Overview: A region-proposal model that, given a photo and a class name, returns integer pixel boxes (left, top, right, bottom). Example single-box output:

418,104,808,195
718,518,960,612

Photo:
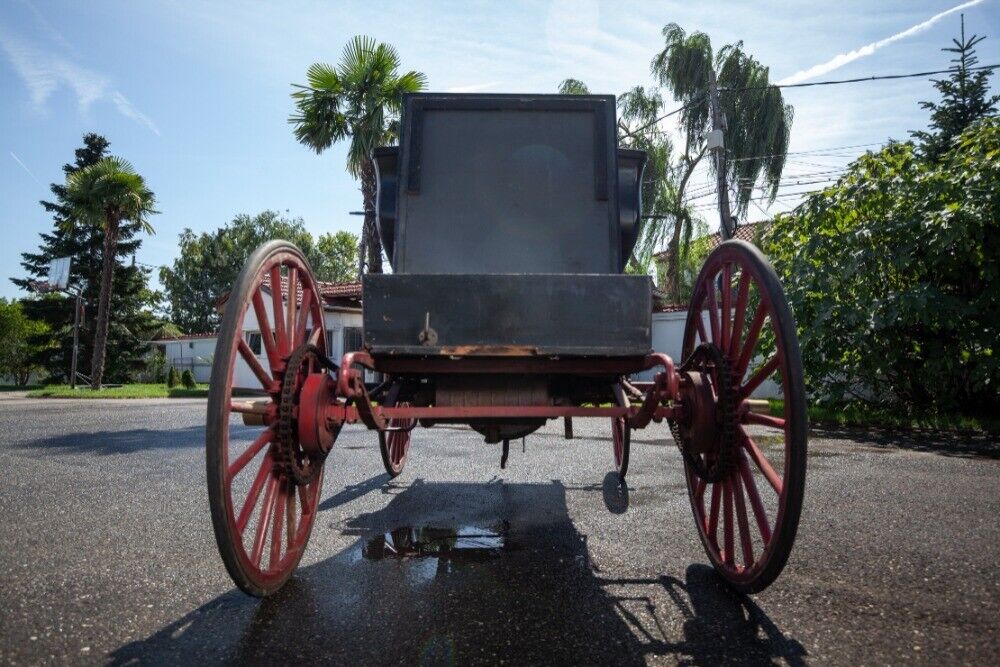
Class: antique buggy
206,93,807,598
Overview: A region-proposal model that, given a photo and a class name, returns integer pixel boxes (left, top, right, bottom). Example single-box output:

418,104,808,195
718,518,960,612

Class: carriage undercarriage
207,238,806,598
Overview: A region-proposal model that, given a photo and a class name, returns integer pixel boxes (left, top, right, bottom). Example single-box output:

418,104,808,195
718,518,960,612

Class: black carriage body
365,93,650,358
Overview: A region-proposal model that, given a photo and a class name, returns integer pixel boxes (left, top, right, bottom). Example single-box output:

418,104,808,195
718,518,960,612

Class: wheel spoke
740,426,783,496
298,482,313,516
744,410,785,429
705,277,721,344
269,266,288,356
742,355,780,399
738,450,772,545
694,477,707,503
722,479,735,567
308,326,322,347
286,267,298,349
296,287,314,348
728,270,751,360
721,264,732,353
251,476,279,567
735,302,767,380
731,471,755,568
695,310,708,345
238,340,273,390
286,485,298,550
270,481,287,568
707,481,722,543
236,454,273,533
251,290,278,370
228,429,273,480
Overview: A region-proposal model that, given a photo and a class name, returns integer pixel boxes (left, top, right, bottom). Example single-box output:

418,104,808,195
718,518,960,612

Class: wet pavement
0,397,998,665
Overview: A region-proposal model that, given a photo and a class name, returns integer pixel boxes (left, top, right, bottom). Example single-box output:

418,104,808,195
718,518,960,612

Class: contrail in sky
10,151,40,184
778,0,986,85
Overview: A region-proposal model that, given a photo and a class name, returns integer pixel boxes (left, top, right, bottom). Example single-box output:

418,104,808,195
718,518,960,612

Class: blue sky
1,0,998,299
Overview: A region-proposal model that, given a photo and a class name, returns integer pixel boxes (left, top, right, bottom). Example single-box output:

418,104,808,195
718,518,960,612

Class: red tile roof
653,221,766,261
154,333,218,341
215,275,363,310
260,274,362,302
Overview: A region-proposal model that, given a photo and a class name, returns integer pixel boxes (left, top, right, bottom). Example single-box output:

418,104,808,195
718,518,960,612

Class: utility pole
69,292,81,389
708,69,736,241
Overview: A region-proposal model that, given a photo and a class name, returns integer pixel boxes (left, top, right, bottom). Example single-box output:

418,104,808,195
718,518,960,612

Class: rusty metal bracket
338,351,388,431
627,353,680,430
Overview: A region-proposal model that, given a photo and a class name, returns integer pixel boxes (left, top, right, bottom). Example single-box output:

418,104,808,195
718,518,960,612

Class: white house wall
640,311,781,400
230,300,363,391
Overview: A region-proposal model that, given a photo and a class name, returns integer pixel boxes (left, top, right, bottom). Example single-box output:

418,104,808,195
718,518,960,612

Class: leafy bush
166,367,180,388
761,118,999,414
180,369,196,389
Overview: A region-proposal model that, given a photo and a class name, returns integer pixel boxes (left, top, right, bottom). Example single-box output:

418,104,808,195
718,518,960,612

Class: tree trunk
90,214,119,390
665,148,706,302
360,158,382,276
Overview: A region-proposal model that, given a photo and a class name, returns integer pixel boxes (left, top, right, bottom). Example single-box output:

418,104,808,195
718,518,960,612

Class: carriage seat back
374,93,645,274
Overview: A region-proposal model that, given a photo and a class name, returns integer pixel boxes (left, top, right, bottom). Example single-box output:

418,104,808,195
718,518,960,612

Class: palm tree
651,23,793,300
64,157,157,389
290,36,427,276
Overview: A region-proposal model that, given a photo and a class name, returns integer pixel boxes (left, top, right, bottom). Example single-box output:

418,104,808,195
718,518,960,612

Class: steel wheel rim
612,416,629,477
206,244,328,595
681,240,807,591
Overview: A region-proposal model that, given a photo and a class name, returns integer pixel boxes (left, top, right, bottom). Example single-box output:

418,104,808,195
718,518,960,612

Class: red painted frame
314,349,683,435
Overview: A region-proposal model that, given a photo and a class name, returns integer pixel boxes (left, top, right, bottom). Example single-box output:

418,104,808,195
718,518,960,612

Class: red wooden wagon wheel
206,241,330,597
611,415,630,480
378,401,415,477
677,240,807,594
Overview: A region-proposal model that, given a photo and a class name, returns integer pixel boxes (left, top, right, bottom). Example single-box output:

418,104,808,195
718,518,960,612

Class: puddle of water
363,522,511,562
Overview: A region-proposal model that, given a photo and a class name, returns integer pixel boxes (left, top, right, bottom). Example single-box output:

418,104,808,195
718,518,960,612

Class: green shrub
180,369,196,389
761,119,999,413
167,367,180,388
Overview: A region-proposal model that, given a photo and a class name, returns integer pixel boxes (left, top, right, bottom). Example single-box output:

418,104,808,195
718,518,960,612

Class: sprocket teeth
669,342,739,483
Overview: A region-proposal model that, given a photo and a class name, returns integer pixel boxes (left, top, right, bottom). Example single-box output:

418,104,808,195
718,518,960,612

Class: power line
729,143,886,163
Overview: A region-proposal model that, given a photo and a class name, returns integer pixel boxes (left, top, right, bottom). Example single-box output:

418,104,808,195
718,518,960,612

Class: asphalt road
0,394,997,665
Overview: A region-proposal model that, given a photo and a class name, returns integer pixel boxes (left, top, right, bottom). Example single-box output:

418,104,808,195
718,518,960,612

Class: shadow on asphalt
109,480,806,665
317,473,394,512
810,425,1000,460
19,425,207,455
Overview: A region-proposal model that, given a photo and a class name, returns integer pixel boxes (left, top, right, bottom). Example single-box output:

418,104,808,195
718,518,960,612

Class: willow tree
64,157,157,389
651,23,793,300
557,78,591,95
290,36,427,276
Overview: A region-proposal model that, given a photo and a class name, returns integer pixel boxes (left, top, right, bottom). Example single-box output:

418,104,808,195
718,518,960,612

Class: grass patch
27,383,209,399
768,399,1000,434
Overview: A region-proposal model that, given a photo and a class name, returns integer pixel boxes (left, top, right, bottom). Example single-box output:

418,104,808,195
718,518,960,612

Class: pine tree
912,15,1000,161
10,134,159,383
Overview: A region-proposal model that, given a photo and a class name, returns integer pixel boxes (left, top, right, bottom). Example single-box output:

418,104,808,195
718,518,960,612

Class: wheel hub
670,343,739,482
276,343,334,485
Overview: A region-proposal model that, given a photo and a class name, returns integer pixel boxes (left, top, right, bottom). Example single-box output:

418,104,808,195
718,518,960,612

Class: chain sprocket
669,343,740,482
275,343,337,486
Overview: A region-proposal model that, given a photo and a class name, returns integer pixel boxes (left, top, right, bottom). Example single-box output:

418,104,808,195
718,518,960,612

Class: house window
325,330,335,354
188,342,194,349
245,331,262,355
343,327,363,353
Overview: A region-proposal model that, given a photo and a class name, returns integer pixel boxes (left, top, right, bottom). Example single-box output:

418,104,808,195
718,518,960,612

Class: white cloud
0,28,159,135
778,0,986,85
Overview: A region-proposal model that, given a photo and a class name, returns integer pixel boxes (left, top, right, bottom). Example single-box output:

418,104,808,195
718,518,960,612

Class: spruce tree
10,134,158,383
912,15,999,161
